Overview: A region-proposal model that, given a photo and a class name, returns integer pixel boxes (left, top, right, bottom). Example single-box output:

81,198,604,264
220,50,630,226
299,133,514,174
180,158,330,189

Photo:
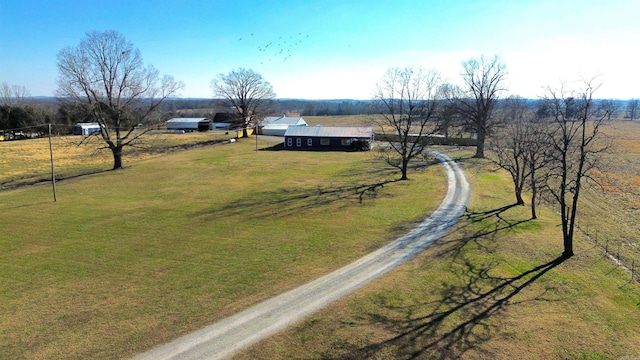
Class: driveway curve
133,150,470,360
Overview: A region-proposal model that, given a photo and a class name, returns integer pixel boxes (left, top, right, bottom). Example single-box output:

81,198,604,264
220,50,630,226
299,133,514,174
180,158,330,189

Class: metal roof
262,115,306,126
284,126,373,138
167,118,211,123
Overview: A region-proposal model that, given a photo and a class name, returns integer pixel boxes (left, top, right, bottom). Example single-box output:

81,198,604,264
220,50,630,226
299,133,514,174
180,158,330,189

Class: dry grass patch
0,130,233,190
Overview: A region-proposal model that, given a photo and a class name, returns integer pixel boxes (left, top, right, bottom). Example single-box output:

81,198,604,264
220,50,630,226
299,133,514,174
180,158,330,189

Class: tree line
369,56,611,260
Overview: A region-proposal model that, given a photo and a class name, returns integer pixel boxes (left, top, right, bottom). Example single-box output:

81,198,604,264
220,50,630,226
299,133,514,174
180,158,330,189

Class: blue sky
1,0,639,99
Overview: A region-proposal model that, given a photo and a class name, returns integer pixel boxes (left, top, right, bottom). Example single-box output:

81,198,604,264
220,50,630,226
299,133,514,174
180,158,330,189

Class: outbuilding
166,118,212,132
73,123,102,136
283,126,373,151
260,115,307,136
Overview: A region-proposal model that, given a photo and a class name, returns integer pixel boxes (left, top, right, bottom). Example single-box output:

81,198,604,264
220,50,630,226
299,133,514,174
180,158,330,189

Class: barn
166,118,212,132
73,123,102,136
260,115,307,136
283,126,373,151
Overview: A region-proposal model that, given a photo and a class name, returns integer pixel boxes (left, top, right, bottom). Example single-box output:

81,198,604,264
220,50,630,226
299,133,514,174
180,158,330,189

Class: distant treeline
2,97,639,135
155,98,373,117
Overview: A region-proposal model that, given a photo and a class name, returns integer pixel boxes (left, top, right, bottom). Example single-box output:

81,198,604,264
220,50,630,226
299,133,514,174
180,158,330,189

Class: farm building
166,118,212,132
211,122,232,130
73,123,102,136
260,115,307,136
213,112,245,129
283,126,373,151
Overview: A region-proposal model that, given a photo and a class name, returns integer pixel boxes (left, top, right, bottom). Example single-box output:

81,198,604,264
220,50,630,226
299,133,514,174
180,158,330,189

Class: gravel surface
133,150,470,360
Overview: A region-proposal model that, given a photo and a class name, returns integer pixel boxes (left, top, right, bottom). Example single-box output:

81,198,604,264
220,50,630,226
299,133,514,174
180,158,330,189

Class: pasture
0,130,235,191
238,139,640,359
0,135,445,359
1,118,639,359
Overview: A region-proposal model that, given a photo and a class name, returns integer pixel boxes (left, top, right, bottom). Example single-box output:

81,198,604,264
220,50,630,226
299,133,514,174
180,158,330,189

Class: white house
260,115,307,136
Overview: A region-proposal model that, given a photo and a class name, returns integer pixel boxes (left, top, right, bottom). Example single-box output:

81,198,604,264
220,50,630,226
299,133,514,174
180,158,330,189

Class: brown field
0,130,234,190
578,120,640,269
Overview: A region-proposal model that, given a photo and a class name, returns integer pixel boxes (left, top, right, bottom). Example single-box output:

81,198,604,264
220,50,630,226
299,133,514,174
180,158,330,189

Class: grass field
1,118,639,359
0,136,446,359
237,147,640,359
0,130,235,191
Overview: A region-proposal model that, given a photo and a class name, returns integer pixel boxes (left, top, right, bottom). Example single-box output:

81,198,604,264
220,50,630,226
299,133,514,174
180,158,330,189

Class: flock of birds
238,32,310,64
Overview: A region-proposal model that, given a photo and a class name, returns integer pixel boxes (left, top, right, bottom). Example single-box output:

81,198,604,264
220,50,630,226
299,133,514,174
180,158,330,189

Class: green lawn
2,125,639,360
0,138,445,359
236,152,640,360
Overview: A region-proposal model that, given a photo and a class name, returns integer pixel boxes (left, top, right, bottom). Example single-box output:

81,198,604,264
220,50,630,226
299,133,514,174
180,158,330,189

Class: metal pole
48,123,57,202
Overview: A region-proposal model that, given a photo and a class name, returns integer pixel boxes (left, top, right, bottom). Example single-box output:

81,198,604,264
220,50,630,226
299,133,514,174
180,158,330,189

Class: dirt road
133,151,470,360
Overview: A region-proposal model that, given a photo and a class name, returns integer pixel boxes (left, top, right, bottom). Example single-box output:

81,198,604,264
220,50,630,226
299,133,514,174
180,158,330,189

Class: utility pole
48,123,57,202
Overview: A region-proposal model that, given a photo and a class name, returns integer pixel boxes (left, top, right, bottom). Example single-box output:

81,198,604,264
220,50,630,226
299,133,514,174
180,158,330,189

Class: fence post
605,238,609,256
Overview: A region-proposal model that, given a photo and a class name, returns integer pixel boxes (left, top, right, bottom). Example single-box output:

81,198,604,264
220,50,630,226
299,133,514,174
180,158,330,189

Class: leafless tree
539,79,609,258
490,96,550,218
211,68,275,138
489,96,531,206
0,82,31,105
599,99,619,120
522,118,550,220
626,98,639,121
457,55,508,158
56,30,183,169
436,83,466,138
371,67,442,180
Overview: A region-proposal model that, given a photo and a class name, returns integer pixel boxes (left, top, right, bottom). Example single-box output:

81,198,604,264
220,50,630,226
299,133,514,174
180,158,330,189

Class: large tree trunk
474,127,486,158
400,158,409,180
561,204,574,258
530,175,538,219
111,146,123,170
562,238,574,258
515,189,524,206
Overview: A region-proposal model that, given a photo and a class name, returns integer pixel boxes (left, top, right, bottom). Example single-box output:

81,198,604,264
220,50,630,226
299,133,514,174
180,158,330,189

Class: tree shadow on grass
193,179,402,222
329,202,564,359
432,203,531,259
341,256,566,359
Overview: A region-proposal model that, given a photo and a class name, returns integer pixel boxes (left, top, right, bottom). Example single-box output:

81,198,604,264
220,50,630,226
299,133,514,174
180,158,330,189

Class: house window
307,138,313,146
287,138,292,147
341,138,351,146
320,138,330,146
296,138,301,147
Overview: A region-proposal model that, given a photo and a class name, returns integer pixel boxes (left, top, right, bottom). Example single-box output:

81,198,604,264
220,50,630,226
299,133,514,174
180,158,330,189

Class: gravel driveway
133,150,470,360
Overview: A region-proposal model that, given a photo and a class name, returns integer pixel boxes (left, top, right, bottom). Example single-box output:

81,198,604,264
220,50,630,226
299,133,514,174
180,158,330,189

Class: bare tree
626,98,639,121
488,96,530,206
490,97,551,218
371,67,442,180
540,79,609,258
437,83,467,138
457,55,508,158
56,30,183,169
211,68,275,138
599,99,619,120
0,82,31,105
522,118,550,220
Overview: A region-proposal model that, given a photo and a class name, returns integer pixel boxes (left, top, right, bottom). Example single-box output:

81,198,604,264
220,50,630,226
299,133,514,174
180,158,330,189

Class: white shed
73,123,102,136
166,118,212,132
